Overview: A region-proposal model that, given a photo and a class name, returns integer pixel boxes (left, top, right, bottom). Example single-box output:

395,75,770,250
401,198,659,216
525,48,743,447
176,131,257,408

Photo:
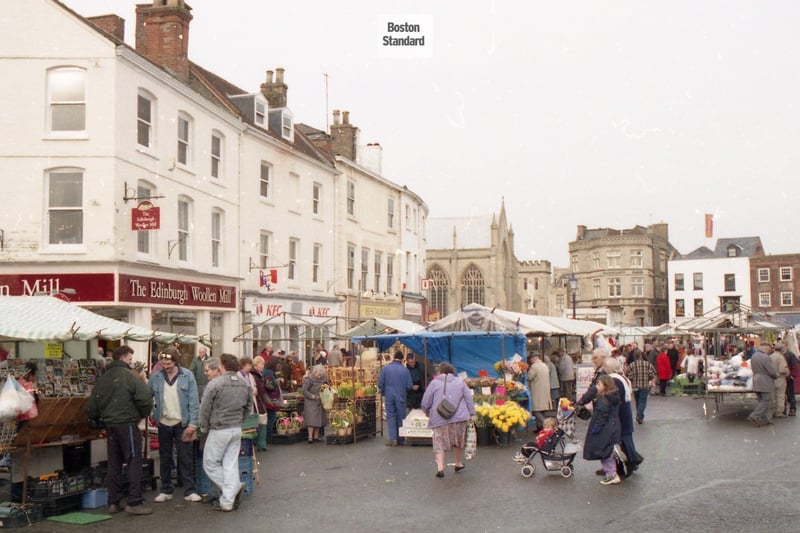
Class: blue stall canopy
351,331,527,378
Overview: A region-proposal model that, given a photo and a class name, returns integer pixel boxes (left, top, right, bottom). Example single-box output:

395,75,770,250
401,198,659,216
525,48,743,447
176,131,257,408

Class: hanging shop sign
131,201,160,230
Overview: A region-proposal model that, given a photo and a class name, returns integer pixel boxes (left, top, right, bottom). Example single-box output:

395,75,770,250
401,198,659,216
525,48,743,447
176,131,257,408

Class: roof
579,225,650,241
427,215,494,250
713,237,764,258
341,318,424,338
678,246,715,259
0,296,203,344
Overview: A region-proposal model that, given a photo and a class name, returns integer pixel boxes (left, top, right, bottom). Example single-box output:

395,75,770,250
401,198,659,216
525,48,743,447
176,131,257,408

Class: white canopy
342,317,424,338
0,296,202,344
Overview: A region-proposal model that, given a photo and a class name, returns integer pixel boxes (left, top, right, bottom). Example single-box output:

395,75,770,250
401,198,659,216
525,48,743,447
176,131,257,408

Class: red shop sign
119,274,236,309
132,201,160,231
0,273,115,302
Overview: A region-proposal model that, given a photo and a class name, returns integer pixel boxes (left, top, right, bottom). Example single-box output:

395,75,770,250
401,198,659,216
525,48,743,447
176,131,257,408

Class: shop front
0,269,238,365
243,295,343,364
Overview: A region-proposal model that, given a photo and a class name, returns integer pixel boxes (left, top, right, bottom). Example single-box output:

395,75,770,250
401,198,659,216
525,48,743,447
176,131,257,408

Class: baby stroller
556,406,579,443
515,427,577,479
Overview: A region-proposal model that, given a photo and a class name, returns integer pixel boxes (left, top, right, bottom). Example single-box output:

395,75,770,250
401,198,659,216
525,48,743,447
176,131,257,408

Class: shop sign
575,363,595,401
131,201,160,230
44,343,63,359
0,273,115,302
360,303,399,319
404,301,422,316
120,274,236,309
251,298,336,320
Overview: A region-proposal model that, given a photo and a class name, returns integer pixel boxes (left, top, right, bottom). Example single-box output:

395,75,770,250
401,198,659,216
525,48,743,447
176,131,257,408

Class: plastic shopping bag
464,421,477,460
0,376,33,422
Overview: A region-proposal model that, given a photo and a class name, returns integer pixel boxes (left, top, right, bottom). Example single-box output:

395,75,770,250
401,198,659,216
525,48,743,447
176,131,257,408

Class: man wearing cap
149,346,202,503
378,351,413,446
770,343,790,418
747,345,779,427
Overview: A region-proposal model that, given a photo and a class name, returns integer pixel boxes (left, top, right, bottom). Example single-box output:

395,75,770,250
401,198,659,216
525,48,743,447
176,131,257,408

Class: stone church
425,200,521,320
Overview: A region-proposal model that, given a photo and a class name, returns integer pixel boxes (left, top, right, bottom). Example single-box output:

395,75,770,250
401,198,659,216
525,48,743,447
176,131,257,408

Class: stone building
518,260,552,315
749,253,800,325
425,201,519,321
568,223,675,327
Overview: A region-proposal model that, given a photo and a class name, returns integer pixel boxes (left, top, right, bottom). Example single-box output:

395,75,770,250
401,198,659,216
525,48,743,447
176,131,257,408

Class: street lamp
568,273,577,319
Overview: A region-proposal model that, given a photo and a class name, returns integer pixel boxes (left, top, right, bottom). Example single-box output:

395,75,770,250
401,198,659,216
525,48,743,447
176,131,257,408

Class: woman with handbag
302,365,328,444
420,363,475,478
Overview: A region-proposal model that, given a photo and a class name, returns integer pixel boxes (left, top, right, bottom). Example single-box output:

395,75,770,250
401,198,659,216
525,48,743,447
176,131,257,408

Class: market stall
0,295,202,510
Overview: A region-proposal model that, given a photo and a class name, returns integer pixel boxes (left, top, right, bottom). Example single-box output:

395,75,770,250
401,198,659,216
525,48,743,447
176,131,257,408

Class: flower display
493,360,529,379
475,402,530,433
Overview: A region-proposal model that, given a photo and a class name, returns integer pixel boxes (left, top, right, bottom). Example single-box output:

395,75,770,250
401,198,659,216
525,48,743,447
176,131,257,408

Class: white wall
668,257,752,321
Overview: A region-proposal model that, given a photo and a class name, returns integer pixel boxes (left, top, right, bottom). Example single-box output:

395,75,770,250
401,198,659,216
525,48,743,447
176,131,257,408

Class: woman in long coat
527,353,551,430
302,365,328,443
582,375,622,485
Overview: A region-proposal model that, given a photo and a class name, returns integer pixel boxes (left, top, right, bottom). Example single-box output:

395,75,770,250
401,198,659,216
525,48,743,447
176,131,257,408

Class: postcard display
0,358,101,398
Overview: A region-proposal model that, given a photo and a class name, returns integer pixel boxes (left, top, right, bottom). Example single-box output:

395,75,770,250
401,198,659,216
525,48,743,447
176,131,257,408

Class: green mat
47,512,113,525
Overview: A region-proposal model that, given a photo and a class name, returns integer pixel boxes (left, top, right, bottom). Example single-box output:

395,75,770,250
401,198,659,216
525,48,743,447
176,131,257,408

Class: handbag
436,376,463,419
464,421,477,460
258,413,268,425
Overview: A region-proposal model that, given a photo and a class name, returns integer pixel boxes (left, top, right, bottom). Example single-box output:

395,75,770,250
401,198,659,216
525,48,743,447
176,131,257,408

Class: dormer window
281,110,293,140
727,244,739,257
255,99,266,127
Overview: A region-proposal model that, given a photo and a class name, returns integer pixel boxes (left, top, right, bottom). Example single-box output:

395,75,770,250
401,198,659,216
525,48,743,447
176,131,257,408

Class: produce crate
28,493,83,518
29,473,88,499
270,428,308,445
239,437,255,456
0,502,43,528
81,488,108,509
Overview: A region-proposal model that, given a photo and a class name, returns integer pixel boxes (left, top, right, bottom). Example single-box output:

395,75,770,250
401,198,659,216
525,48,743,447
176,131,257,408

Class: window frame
47,67,86,137
255,99,267,128
759,292,771,307
259,231,271,269
387,198,395,229
780,292,793,306
608,277,622,297
631,277,644,297
674,273,684,291
374,251,382,292
675,299,685,317
387,255,394,293
693,272,703,290
780,267,792,282
288,238,299,281
137,91,154,149
347,244,356,290
312,182,321,215
211,209,222,268
693,298,703,316
757,268,770,283
591,252,600,270
260,162,272,199
136,181,155,257
630,249,643,268
361,247,370,290
177,197,192,263
45,167,84,249
606,250,621,269
593,278,601,298
210,132,223,179
724,273,736,292
312,243,321,284
346,181,355,216
177,113,192,167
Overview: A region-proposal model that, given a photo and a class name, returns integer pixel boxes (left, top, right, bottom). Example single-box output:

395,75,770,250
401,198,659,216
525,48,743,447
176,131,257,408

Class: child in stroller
512,416,577,479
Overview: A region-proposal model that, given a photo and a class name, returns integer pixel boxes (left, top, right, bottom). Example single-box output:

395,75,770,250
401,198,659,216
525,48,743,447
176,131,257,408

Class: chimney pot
342,111,350,125
332,109,341,126
275,67,285,84
266,70,273,84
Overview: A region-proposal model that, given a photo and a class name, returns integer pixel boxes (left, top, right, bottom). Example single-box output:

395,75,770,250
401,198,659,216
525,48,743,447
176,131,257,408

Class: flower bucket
476,426,490,447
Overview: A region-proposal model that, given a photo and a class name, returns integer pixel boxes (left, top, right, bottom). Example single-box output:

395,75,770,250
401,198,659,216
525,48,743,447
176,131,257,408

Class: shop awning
0,296,203,344
341,318,424,338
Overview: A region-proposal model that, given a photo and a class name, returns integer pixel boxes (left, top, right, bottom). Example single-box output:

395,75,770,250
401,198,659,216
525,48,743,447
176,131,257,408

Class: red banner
119,274,236,308
704,214,713,238
132,201,160,230
0,273,114,302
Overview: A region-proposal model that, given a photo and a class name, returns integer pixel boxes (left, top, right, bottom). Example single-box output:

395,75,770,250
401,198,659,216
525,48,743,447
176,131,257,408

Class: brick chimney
360,143,382,174
260,68,288,108
87,14,125,41
576,225,587,240
330,110,359,161
135,0,193,82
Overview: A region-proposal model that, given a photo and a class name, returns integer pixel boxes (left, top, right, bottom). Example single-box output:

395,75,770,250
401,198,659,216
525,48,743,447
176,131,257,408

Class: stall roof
351,330,526,377
342,318,424,338
0,296,203,344
672,306,793,334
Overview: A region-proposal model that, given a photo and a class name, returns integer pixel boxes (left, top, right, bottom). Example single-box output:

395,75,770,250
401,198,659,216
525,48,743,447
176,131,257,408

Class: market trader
747,345,779,427
85,345,153,516
378,351,413,446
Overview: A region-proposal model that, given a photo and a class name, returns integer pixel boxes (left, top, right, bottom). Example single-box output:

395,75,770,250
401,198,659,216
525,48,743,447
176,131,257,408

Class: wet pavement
11,394,800,532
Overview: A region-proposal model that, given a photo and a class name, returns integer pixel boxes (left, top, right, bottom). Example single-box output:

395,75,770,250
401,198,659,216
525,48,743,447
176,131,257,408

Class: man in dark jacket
86,345,153,515
405,354,425,409
666,341,680,378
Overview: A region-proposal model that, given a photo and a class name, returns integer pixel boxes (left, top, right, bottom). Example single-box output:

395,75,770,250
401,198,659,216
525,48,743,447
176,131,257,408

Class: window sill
135,147,159,160
39,246,87,254
43,134,89,141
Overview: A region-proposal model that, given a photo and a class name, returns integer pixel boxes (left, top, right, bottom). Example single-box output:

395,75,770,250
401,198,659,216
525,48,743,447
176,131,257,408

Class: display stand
12,397,102,504
325,397,379,445
705,386,753,415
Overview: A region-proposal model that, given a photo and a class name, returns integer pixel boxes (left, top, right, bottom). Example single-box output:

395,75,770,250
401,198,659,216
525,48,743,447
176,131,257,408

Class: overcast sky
73,0,800,266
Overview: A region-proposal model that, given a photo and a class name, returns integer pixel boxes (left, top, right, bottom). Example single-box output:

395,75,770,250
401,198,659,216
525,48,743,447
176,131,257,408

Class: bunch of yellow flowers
475,402,530,433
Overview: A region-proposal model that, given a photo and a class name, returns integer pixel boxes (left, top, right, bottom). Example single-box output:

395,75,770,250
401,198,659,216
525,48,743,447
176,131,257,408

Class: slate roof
674,237,765,260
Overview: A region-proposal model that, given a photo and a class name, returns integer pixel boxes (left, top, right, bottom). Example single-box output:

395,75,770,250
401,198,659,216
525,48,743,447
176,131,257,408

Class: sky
72,0,800,266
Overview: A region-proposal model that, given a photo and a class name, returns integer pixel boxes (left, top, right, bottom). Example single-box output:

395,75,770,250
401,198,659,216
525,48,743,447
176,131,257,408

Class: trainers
212,502,232,512
600,474,621,485
595,468,605,476
125,504,153,515
154,493,173,503
184,493,202,502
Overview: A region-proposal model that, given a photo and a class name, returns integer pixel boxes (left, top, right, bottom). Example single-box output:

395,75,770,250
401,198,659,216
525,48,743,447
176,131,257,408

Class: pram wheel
560,466,573,478
521,464,535,478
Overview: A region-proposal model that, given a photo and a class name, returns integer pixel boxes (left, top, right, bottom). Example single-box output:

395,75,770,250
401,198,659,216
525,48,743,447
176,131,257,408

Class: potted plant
275,414,291,436
473,404,493,446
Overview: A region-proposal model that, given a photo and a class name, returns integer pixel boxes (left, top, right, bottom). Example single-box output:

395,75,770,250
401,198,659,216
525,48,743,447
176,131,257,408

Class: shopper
420,362,475,478
148,346,202,503
251,355,273,451
582,375,622,485
378,351,413,446
85,345,153,515
604,358,643,476
189,346,210,400
406,354,425,409
527,353,551,431
556,347,575,400
625,351,656,423
747,346,778,427
302,365,328,444
200,353,253,512
656,348,672,396
769,343,789,418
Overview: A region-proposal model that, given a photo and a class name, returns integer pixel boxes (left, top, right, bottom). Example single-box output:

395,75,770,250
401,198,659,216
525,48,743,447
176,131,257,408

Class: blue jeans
385,397,406,442
157,423,196,496
203,427,242,510
633,388,649,421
